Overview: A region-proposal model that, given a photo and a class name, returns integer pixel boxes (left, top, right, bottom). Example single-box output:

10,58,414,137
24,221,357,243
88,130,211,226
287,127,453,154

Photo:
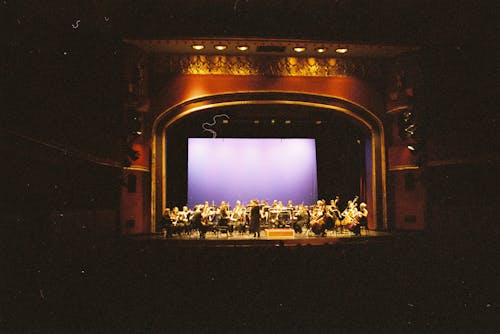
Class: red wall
121,170,150,234
392,171,425,230
386,105,425,230
121,142,150,234
155,75,384,118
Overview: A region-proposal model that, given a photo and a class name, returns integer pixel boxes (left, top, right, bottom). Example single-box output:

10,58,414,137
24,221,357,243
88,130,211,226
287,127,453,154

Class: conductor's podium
265,228,295,239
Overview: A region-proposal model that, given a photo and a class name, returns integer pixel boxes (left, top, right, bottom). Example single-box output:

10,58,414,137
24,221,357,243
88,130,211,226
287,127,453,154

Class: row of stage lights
219,119,324,125
191,44,348,54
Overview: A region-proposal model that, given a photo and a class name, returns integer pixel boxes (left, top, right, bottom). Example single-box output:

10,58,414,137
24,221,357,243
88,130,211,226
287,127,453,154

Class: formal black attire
249,204,261,237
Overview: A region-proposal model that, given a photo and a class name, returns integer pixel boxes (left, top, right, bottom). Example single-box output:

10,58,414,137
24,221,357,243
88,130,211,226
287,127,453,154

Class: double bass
342,196,359,230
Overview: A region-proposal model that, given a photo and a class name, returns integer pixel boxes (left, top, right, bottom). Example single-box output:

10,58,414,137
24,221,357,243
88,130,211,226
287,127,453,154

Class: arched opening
152,92,386,232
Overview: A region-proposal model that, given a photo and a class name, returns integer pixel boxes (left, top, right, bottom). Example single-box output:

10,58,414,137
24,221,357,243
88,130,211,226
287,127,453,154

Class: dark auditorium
2,1,498,332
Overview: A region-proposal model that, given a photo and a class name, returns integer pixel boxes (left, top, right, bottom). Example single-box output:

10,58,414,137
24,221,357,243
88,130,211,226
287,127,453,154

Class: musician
160,208,173,238
170,206,183,235
178,206,192,234
280,200,294,227
292,204,309,234
343,197,362,236
355,202,369,235
343,200,358,222
327,197,343,230
259,200,269,227
329,196,340,210
217,201,233,236
249,199,261,238
201,201,215,225
231,200,246,234
190,205,205,238
309,200,327,236
269,200,283,227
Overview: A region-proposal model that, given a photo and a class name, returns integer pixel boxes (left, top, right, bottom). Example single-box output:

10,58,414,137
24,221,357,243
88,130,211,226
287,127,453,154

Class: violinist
260,200,270,227
292,204,309,234
201,201,215,226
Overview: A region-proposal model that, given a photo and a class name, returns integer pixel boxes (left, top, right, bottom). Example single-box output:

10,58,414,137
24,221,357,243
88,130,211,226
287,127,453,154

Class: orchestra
161,196,369,239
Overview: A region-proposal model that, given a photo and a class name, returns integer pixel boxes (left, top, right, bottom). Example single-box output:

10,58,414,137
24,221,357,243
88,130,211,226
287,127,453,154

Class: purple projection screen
187,138,318,207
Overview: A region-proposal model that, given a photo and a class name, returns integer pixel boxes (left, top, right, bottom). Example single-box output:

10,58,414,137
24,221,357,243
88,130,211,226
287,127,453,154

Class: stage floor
137,228,392,247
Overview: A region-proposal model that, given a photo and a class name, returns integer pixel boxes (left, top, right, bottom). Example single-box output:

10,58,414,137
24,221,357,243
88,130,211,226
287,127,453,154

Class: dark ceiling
2,1,498,161
3,0,497,45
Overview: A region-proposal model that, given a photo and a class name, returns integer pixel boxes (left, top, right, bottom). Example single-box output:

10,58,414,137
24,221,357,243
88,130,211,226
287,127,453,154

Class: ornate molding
153,54,384,81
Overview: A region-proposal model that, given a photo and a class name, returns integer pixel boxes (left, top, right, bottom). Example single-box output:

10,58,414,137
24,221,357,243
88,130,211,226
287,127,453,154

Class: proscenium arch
152,92,387,232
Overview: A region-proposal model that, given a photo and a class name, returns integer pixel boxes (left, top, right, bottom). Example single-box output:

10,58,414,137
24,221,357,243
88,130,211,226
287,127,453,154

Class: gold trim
123,166,151,172
157,54,369,78
152,90,383,132
152,93,387,231
386,105,410,114
426,157,500,167
389,165,420,171
151,134,157,232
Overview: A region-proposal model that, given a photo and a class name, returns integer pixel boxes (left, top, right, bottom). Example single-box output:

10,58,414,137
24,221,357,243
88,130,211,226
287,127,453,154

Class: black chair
215,218,231,238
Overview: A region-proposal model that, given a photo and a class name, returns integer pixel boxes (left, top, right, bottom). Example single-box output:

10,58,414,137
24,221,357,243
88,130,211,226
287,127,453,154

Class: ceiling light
285,120,292,124
214,45,227,51
315,120,322,125
222,119,229,124
335,48,348,54
192,44,205,50
316,47,327,53
271,119,276,124
293,47,306,53
407,145,416,151
236,45,249,51
253,120,260,124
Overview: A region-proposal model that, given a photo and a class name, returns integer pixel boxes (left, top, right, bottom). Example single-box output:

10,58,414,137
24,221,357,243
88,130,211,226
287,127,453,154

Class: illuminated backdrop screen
187,138,318,207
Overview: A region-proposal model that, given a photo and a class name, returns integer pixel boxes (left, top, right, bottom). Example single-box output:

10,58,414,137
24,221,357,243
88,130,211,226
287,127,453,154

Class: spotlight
316,47,327,53
192,44,205,50
126,110,143,138
335,48,348,54
253,120,260,124
293,47,306,53
271,119,276,124
315,120,322,125
398,109,417,140
222,119,229,124
407,145,416,151
214,45,227,51
285,120,292,124
236,45,249,51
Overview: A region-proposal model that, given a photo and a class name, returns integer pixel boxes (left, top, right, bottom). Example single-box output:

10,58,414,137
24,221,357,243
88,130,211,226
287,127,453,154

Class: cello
309,200,327,236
